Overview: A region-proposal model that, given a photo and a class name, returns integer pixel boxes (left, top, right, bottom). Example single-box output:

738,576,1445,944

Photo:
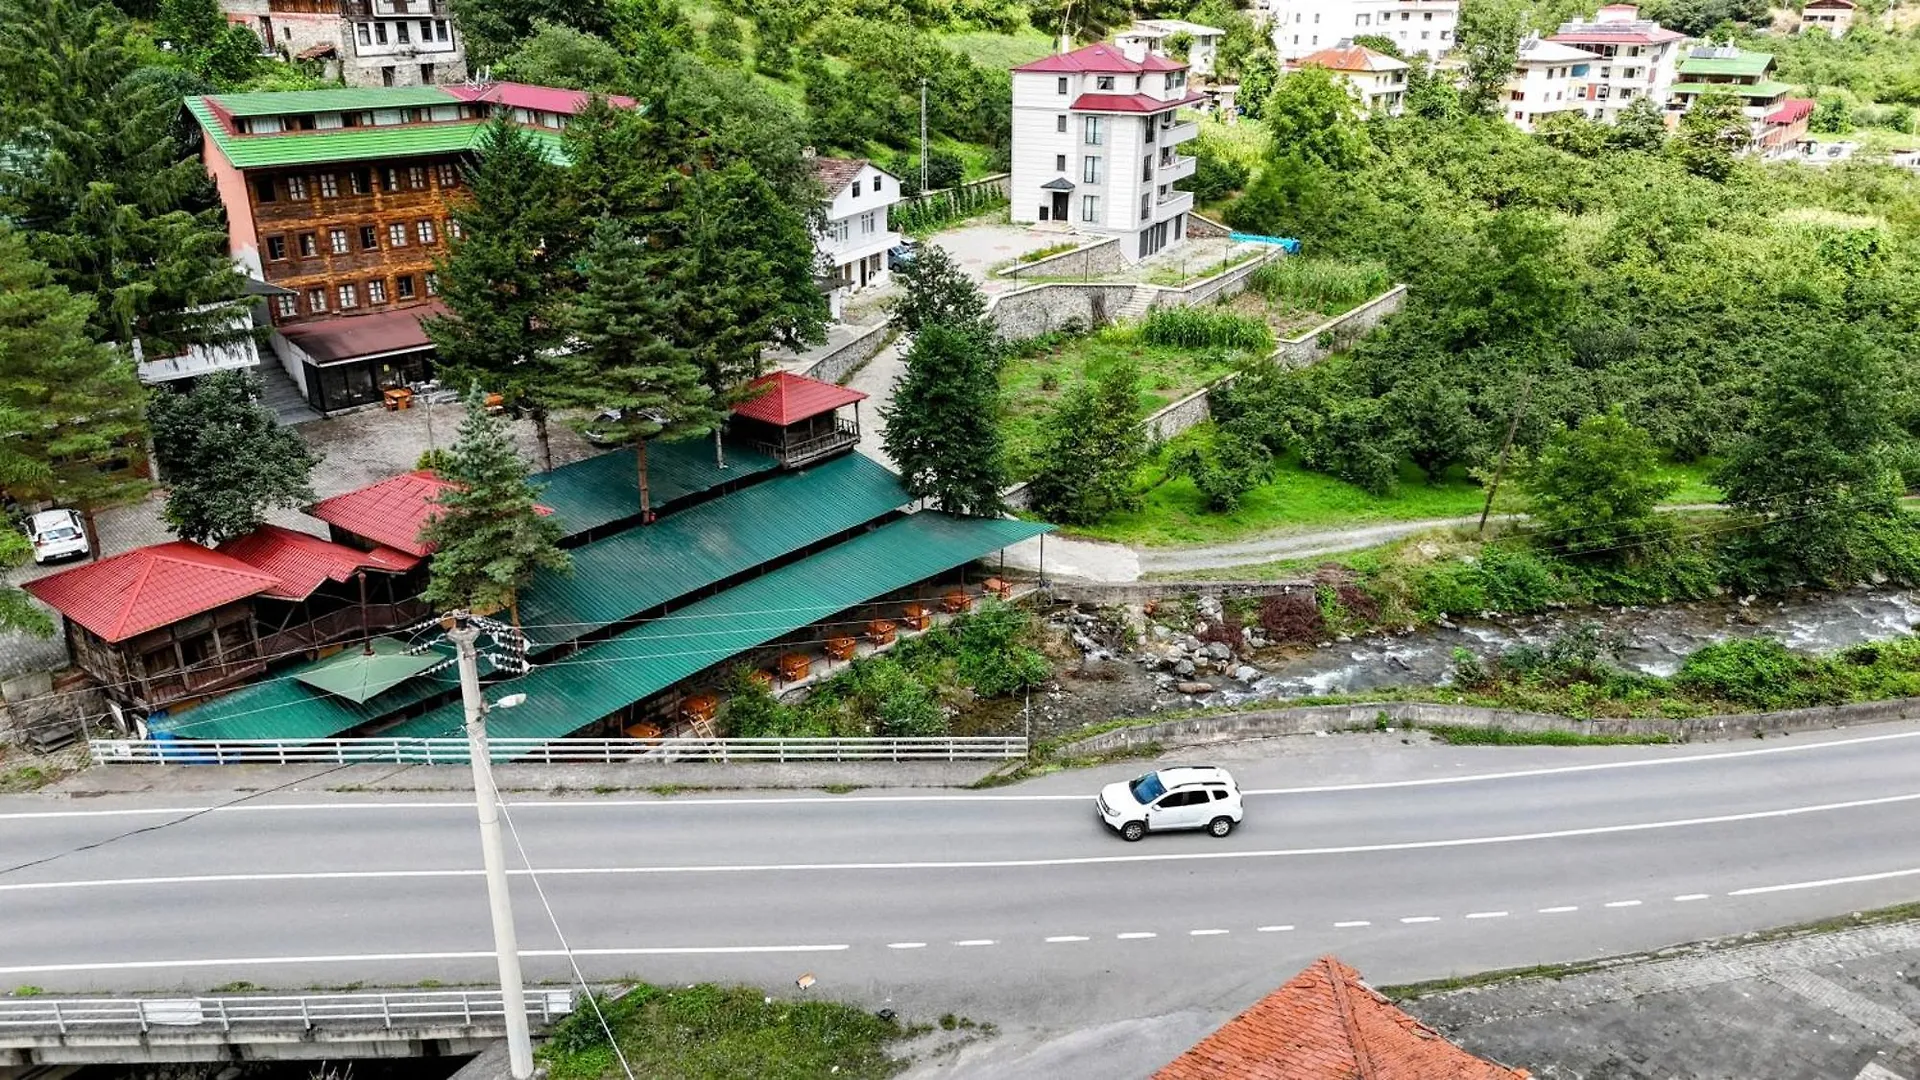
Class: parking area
927,220,1087,294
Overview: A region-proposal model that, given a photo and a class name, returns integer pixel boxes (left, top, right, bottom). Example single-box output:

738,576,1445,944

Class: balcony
1158,120,1199,146
1153,190,1195,219
1158,154,1196,183
751,416,861,469
342,0,448,14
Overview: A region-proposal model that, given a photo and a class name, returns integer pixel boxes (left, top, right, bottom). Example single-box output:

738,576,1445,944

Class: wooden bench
825,635,858,662
902,602,932,632
777,653,812,684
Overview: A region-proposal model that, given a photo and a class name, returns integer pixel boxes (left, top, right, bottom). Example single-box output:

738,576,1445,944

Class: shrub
1673,638,1821,710
415,448,454,473
953,600,1050,696
1139,307,1273,351
1247,256,1391,313
1258,591,1325,643
1165,422,1272,512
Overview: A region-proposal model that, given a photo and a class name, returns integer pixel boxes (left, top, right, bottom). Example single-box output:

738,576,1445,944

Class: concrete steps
254,356,322,426
1112,289,1155,322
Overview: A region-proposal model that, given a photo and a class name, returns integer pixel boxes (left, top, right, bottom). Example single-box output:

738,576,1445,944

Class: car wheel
1120,820,1146,842
1209,816,1235,838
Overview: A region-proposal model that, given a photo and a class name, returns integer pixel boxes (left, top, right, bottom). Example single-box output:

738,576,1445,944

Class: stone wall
1184,213,1232,239
1272,284,1407,368
793,322,894,385
1045,579,1313,606
1160,249,1273,309
987,282,1140,339
1000,238,1127,281
1069,696,1920,754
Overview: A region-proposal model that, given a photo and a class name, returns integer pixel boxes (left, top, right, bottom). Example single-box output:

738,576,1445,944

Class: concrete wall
1045,579,1313,605
1272,284,1407,367
1069,696,1920,754
1157,248,1272,310
1000,237,1127,281
793,322,894,385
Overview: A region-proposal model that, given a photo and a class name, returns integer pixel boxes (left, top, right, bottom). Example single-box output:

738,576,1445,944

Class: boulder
1205,641,1233,661
1174,659,1196,676
1233,665,1259,683
1176,681,1216,695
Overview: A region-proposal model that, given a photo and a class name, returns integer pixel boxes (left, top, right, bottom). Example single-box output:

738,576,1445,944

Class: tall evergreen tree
425,116,577,472
1027,360,1148,525
0,225,148,557
148,369,320,544
556,223,717,519
882,321,1007,517
0,0,250,358
419,390,571,624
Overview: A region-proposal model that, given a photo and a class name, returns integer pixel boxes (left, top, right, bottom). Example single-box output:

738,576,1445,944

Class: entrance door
1051,191,1069,221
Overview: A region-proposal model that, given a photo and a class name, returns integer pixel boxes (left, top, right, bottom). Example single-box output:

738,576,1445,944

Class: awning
279,302,445,365
1041,177,1077,191
296,637,442,703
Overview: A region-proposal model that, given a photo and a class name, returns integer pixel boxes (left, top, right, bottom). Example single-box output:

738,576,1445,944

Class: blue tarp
1229,232,1302,254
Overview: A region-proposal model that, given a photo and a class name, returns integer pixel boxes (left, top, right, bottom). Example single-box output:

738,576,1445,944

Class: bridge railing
0,990,575,1035
90,736,1030,766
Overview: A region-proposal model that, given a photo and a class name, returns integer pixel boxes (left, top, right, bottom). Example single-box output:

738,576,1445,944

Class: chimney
1118,36,1150,62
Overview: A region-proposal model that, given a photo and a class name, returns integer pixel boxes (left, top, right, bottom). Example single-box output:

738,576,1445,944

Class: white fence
90,736,1030,766
0,990,574,1035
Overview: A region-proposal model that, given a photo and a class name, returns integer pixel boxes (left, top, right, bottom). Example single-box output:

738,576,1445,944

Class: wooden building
728,372,868,468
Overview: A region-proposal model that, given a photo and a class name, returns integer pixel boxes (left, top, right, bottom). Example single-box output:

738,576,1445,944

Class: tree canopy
883,321,1009,517
148,370,320,545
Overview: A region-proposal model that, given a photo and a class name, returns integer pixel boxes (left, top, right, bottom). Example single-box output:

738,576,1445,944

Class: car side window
1160,791,1199,808
1211,789,1228,800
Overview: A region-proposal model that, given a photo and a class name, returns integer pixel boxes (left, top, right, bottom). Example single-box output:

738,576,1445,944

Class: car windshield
1128,773,1166,804
38,526,80,541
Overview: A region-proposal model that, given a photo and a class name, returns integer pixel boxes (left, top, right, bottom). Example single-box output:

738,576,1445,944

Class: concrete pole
453,621,535,1080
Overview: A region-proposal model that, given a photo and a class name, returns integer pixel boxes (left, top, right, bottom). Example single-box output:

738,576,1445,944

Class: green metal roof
209,87,461,117
382,513,1053,740
518,452,908,647
188,98,569,169
1677,51,1773,78
535,440,780,540
296,637,444,703
1669,80,1791,99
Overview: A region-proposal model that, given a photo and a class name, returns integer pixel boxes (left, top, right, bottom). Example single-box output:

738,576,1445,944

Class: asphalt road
4,726,1920,1074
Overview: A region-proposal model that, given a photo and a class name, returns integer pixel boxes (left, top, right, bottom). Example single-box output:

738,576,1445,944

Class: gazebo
729,371,868,468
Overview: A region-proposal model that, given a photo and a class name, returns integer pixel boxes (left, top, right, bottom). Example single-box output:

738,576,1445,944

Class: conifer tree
882,322,1007,517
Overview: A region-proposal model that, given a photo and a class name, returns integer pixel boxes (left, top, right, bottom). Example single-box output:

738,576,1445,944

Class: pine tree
881,321,1007,517
425,116,578,471
556,222,717,519
0,225,149,557
148,369,320,544
419,389,571,623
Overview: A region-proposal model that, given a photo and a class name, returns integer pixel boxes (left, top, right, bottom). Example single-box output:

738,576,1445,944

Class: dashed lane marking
1674,894,1710,902
1604,900,1644,908
952,939,996,947
1044,935,1090,943
1116,932,1157,940
1400,916,1442,924
1257,925,1295,932
1465,911,1509,920
1189,929,1229,936
1333,920,1371,928
1538,906,1579,914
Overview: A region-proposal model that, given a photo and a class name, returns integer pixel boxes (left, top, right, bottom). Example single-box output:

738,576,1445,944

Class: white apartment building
1010,42,1204,260
221,0,467,88
811,157,902,321
1267,0,1459,62
1288,42,1409,116
1547,4,1683,121
1504,36,1600,131
1115,20,1229,76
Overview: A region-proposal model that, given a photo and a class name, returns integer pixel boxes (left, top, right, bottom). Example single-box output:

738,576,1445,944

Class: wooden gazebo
729,371,868,468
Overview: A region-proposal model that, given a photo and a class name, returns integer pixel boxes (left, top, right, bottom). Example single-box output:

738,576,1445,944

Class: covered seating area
729,371,867,468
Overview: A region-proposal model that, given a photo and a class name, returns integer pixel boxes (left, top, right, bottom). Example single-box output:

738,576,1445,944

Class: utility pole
919,77,929,195
1477,376,1534,537
453,619,534,1080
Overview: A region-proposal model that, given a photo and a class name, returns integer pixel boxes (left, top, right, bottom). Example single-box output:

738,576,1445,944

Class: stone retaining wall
1069,697,1920,754
1000,237,1127,281
793,322,894,385
988,282,1140,339
1272,284,1407,368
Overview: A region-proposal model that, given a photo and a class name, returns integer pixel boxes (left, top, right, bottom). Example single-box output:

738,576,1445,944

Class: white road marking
1728,865,1920,896
887,942,927,950
0,944,851,976
14,790,1918,891
1465,911,1508,920
1538,906,1579,914
1399,916,1441,924
953,940,996,947
1116,932,1157,940
1189,929,1229,936
1674,894,1710,902
1044,935,1090,943
1256,925,1294,933
1604,900,1643,908
1333,920,1370,928
9,727,1918,821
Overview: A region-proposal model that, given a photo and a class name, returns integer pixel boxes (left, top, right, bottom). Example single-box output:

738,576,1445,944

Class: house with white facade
1010,42,1205,260
1115,20,1229,76
1798,0,1856,36
219,0,467,88
1504,35,1601,131
1288,41,1408,116
1547,5,1684,121
1668,45,1811,152
1267,0,1459,61
810,156,902,321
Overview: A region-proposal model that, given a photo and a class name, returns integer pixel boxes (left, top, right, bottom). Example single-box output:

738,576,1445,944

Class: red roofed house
217,524,427,656
729,372,868,468
1289,42,1409,116
1154,956,1531,1080
1547,4,1685,123
1011,41,1204,259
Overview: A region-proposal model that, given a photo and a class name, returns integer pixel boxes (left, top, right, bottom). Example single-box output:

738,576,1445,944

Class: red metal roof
307,470,461,557
442,81,637,114
217,524,421,601
1294,45,1408,72
1767,97,1816,124
279,302,444,364
1070,90,1207,113
731,372,868,426
1153,957,1531,1080
23,542,281,644
1014,42,1186,74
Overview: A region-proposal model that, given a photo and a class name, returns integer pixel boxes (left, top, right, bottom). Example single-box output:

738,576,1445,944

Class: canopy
296,637,442,703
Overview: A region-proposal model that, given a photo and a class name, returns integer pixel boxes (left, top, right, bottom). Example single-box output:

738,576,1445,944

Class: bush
1258,591,1325,643
1165,422,1272,512
1673,638,1821,710
1409,544,1565,620
953,600,1050,696
1139,307,1273,351
415,447,454,473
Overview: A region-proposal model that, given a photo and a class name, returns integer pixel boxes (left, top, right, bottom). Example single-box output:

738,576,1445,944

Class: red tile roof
731,371,868,426
217,524,421,601
812,156,869,195
307,470,461,557
1070,90,1208,113
1767,97,1816,124
1014,42,1186,74
1153,957,1531,1080
279,302,445,364
442,81,637,114
23,542,281,643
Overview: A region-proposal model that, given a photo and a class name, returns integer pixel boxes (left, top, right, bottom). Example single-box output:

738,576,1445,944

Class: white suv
1097,766,1243,842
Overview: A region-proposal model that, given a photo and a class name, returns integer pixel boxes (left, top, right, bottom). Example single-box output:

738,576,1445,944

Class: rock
1194,621,1209,635
1071,632,1097,652
1184,636,1203,652
1174,659,1196,676
1151,624,1171,639
1206,641,1232,661
1233,665,1259,682
1437,618,1457,630
1198,595,1224,619
1176,681,1216,695
1335,634,1352,643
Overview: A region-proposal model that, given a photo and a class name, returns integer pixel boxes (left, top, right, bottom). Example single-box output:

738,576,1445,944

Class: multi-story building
1010,42,1205,260
1114,20,1229,77
1798,0,1857,37
1547,4,1684,122
220,0,466,88
187,82,634,413
810,156,902,320
1266,0,1459,62
1668,45,1811,152
1288,41,1409,116
1503,35,1601,131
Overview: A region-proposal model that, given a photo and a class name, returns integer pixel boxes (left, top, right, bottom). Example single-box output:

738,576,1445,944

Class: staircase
254,356,323,425
1112,288,1155,323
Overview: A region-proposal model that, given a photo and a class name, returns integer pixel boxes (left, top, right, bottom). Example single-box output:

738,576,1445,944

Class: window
852,180,862,197
396,274,416,299
252,176,276,203
828,218,850,243
873,175,882,191
287,175,308,200
1425,9,1432,17
1096,75,1115,90
356,22,371,45
350,168,371,194
1440,29,1450,39
382,168,401,193
419,19,432,40
298,232,318,257
1313,11,1320,19
266,235,287,260
1511,90,1525,101
329,228,349,254
307,287,327,313
448,219,462,240
860,210,877,234
420,63,435,83
396,21,410,43
425,272,439,295
1140,192,1152,221
1084,116,1103,145
1421,30,1429,39
374,21,388,43
1055,114,1067,132
434,19,449,40
274,294,297,319
388,223,408,246
1357,12,1370,24
360,225,378,250
337,283,358,310
367,279,387,304
1080,194,1099,221
436,163,458,188
416,219,436,244
408,166,427,190
1082,156,1101,183
1056,76,1068,94
1129,773,1166,803
1055,153,1067,171
319,172,338,198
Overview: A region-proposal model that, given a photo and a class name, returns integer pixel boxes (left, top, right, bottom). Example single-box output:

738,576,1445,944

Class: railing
91,736,1030,765
754,417,860,467
0,990,573,1036
1159,120,1199,145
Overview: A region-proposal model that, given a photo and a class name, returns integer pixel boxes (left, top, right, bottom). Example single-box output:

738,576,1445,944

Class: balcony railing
257,600,435,659
342,0,448,15
1159,120,1199,145
1155,190,1195,217
1158,154,1197,183
754,417,860,468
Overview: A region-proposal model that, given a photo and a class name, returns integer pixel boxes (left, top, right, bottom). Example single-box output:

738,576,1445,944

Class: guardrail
91,736,1030,765
0,990,574,1035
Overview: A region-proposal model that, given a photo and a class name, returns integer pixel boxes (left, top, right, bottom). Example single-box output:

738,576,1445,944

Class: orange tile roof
1294,45,1407,73
307,470,460,558
23,541,281,643
1153,957,1530,1080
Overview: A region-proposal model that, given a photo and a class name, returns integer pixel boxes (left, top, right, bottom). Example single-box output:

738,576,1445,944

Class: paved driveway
929,222,1085,295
